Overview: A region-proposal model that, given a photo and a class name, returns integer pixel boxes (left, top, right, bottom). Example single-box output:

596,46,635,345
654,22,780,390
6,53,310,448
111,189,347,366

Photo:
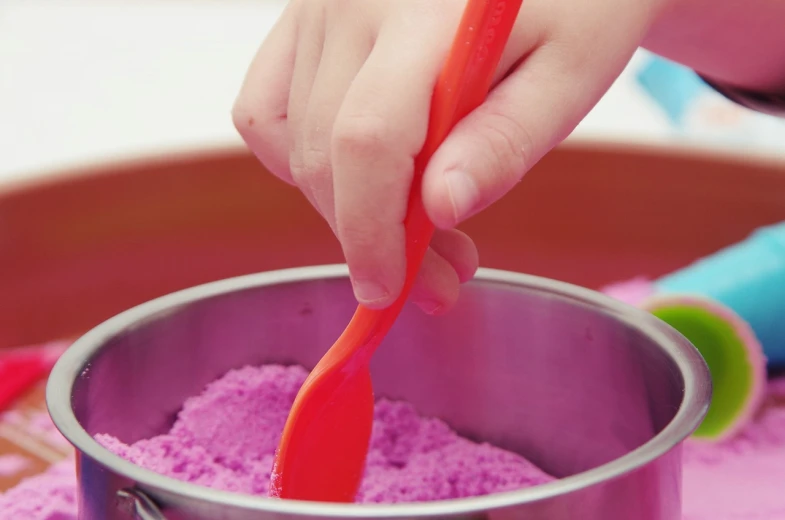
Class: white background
0,0,776,187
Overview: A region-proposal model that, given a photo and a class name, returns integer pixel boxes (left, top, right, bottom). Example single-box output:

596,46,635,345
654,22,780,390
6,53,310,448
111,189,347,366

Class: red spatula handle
0,354,50,412
335,0,523,361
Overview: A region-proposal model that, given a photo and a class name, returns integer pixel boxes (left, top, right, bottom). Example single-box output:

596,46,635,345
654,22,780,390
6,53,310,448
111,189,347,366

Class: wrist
642,0,785,94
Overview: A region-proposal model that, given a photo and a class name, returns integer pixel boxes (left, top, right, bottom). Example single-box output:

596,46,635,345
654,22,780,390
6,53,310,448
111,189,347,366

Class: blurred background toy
603,221,785,440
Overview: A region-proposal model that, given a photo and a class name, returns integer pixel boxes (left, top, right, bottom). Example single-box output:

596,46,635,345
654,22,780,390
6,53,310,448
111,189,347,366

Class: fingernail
444,170,480,223
416,300,444,315
352,279,389,305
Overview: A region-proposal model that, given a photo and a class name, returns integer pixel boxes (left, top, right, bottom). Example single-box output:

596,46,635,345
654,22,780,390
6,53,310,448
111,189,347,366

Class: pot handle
117,488,167,520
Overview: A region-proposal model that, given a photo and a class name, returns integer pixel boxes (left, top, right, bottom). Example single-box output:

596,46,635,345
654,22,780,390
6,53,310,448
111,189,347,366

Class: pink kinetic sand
681,377,785,520
4,369,785,519
0,458,76,519
0,454,32,476
95,364,554,502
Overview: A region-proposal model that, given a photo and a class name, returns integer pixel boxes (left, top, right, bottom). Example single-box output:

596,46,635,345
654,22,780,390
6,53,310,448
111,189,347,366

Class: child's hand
233,0,664,313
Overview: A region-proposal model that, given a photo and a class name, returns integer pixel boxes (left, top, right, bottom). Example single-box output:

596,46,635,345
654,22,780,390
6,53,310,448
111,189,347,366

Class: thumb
421,46,626,229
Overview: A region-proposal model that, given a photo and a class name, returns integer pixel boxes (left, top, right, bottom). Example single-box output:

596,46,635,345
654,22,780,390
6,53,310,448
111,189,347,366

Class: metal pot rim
47,264,711,517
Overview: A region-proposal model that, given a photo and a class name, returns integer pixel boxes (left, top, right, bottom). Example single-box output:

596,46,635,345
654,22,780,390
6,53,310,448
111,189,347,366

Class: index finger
330,15,457,307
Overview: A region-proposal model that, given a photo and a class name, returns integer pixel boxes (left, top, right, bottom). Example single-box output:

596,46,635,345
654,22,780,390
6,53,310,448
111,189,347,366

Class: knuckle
232,98,279,141
290,145,331,185
548,36,593,75
231,100,256,136
476,109,534,185
332,112,399,157
337,220,378,249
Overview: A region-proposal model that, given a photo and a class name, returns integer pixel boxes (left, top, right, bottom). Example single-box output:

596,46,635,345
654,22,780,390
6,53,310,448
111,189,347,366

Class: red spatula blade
271,363,374,501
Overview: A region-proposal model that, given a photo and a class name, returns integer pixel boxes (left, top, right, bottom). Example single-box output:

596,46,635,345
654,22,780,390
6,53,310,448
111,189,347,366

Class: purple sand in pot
5,365,785,519
95,364,554,503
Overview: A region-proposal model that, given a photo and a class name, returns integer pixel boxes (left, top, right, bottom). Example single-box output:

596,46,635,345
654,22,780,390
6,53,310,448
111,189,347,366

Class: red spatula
270,0,524,502
0,341,68,412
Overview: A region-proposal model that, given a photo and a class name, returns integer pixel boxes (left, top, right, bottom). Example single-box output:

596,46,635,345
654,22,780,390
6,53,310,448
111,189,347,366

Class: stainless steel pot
47,265,711,520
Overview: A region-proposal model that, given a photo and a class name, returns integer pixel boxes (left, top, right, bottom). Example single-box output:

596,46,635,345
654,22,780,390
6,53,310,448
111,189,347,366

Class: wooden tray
1,141,784,489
